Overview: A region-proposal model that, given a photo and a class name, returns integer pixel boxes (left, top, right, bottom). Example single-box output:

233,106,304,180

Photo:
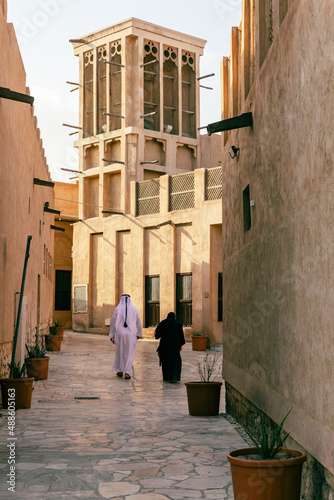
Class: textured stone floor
0,332,247,499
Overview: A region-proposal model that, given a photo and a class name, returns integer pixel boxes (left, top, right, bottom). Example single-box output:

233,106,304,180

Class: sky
7,0,242,182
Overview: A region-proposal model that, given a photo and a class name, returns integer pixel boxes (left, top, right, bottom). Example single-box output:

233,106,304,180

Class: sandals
116,372,131,379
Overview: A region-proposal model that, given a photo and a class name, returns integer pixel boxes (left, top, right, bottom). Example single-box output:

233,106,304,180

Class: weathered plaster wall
54,181,78,219
222,0,334,486
0,3,54,376
53,181,78,328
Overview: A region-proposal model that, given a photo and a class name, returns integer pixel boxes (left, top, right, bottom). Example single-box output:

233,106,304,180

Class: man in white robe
109,294,142,379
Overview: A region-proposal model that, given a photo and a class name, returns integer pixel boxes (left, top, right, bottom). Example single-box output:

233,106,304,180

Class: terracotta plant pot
25,357,50,380
45,334,62,351
0,377,34,409
191,335,208,351
227,447,306,500
55,326,64,339
185,381,222,415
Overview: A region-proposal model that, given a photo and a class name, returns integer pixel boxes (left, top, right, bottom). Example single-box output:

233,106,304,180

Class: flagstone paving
0,332,248,499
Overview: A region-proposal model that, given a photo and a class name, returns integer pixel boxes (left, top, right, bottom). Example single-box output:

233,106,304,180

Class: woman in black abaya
155,312,186,383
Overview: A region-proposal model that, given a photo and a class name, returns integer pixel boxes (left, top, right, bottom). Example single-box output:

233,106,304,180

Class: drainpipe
10,235,32,377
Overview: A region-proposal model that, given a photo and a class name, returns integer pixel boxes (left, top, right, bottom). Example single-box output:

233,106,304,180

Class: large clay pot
191,335,208,351
45,334,62,351
25,357,50,380
0,378,34,409
227,447,306,500
185,381,222,415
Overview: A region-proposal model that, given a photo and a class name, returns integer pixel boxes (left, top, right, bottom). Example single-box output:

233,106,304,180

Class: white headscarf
115,295,138,332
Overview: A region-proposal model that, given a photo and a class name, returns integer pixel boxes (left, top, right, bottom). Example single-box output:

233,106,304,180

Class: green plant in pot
0,361,34,409
45,322,63,351
25,339,50,380
51,319,65,338
185,352,222,416
227,409,307,499
9,361,27,378
191,329,208,351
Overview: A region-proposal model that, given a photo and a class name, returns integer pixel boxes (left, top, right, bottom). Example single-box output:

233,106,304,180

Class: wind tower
70,18,206,219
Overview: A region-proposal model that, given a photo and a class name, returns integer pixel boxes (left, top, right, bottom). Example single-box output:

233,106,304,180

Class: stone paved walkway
0,332,247,499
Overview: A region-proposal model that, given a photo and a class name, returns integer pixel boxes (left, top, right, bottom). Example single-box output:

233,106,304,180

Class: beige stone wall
221,0,334,483
0,342,12,379
0,3,54,372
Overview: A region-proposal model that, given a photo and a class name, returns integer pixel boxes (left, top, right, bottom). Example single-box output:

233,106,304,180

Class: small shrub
197,352,222,382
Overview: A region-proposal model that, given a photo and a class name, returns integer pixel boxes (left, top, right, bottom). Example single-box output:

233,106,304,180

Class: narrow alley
0,332,247,499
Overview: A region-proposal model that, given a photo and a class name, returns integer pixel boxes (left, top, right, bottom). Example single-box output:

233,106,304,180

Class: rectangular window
218,273,223,322
163,45,178,135
145,276,160,327
243,185,251,233
143,40,160,132
109,40,122,131
83,49,94,138
176,273,192,326
181,51,196,138
55,270,72,311
97,45,107,135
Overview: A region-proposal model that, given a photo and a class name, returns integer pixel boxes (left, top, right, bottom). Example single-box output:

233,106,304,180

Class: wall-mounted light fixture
229,146,240,159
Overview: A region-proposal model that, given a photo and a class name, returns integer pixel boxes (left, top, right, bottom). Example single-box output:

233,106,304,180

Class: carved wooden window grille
73,284,88,313
83,50,94,138
182,51,196,138
97,45,107,135
169,172,195,211
143,40,160,132
109,40,122,131
205,167,222,200
163,46,178,135
136,179,160,216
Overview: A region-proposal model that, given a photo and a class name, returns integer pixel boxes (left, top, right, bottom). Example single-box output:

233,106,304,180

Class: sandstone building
220,0,334,496
69,19,223,344
0,0,54,377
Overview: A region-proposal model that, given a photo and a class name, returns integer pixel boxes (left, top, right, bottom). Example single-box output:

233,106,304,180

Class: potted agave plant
185,352,222,416
0,361,34,409
25,339,50,380
44,321,63,351
191,330,208,351
52,319,65,339
227,409,306,499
